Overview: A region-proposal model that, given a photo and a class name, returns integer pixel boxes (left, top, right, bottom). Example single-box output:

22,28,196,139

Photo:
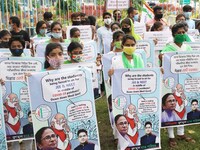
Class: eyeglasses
166,99,177,103
42,134,57,141
117,121,128,126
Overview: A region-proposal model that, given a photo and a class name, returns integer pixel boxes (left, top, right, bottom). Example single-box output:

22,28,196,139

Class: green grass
96,95,200,150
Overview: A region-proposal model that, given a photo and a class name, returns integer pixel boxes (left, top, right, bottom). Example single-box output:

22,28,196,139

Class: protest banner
0,57,44,141
134,23,146,37
185,42,200,51
32,37,50,45
144,31,172,50
28,67,100,150
106,0,129,10
162,52,200,127
66,25,93,41
112,68,161,150
0,48,31,57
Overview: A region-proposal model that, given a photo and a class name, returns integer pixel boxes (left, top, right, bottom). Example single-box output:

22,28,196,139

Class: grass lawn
96,95,200,150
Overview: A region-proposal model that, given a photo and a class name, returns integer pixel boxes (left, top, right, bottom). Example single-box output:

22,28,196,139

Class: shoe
177,135,196,143
168,138,177,148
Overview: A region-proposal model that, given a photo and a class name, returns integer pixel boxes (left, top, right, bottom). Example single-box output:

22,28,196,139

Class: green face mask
71,37,81,43
114,41,122,49
174,34,187,43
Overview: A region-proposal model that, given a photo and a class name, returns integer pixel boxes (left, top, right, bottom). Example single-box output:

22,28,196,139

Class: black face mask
122,27,130,33
72,21,81,26
81,20,87,25
10,49,23,56
0,41,9,48
155,14,163,19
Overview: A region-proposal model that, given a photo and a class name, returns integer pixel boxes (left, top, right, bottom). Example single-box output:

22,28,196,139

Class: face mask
39,29,47,35
72,21,81,26
122,27,130,33
72,54,83,62
47,20,53,25
183,12,192,19
104,18,112,25
123,46,136,55
51,32,62,39
114,41,122,49
71,37,81,43
0,41,9,48
155,14,163,19
174,34,187,43
81,20,87,25
134,14,139,22
9,24,13,31
10,49,23,56
48,58,64,69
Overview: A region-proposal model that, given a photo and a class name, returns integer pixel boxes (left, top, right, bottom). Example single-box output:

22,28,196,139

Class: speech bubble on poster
0,60,42,81
136,41,151,58
185,78,200,92
67,101,93,122
138,98,158,114
19,87,29,103
170,54,200,73
114,95,127,109
122,71,157,94
35,105,52,121
41,70,87,102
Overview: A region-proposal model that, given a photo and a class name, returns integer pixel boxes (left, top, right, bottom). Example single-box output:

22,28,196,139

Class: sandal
177,135,196,143
168,138,177,148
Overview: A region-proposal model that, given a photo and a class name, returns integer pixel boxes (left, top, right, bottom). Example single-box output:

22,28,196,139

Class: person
69,27,82,44
0,30,11,48
146,6,168,28
80,12,87,25
36,127,58,150
109,30,125,53
9,16,30,45
96,12,112,54
182,5,195,29
113,9,122,22
162,93,181,122
140,121,157,146
64,42,83,64
121,18,142,40
127,7,140,23
44,43,64,70
175,14,186,23
43,12,53,34
74,129,99,150
71,12,81,26
111,22,121,32
161,93,195,148
187,99,200,120
51,113,72,150
34,20,48,38
8,37,26,57
109,35,144,76
150,21,164,31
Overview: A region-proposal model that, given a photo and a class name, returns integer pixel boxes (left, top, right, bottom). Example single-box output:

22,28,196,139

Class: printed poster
0,48,31,57
162,52,200,127
184,42,200,51
106,0,129,10
28,67,100,150
112,68,161,150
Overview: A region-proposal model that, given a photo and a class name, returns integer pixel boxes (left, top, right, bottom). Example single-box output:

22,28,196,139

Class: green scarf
122,52,134,68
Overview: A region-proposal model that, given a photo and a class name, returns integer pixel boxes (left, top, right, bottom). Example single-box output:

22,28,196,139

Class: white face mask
104,18,112,25
51,32,62,39
48,58,64,69
47,20,53,25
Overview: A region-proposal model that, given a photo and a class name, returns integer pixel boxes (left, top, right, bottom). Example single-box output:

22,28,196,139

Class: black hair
121,18,131,26
145,121,152,127
112,30,125,41
70,27,80,38
71,12,81,19
9,16,20,27
191,99,198,104
183,5,192,12
196,21,200,28
113,9,121,15
176,14,186,21
28,111,31,116
67,42,83,53
35,127,54,144
44,43,63,69
103,12,111,19
111,22,121,30
171,22,186,37
88,16,96,26
77,129,87,136
43,12,53,20
162,93,173,106
80,12,86,17
50,21,62,32
0,30,11,39
114,114,125,125
151,21,163,31
127,7,137,15
36,21,46,34
82,18,90,25
8,37,25,49
122,35,136,45
153,6,162,13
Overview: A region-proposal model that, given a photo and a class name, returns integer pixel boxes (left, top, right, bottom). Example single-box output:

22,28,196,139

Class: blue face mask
183,12,192,19
134,14,139,22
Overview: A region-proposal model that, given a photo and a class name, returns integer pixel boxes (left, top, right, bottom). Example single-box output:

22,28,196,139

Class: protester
127,7,140,23
182,5,195,29
109,30,125,53
34,21,48,38
43,12,53,33
0,30,11,48
113,9,122,23
111,22,121,32
150,21,164,31
175,14,186,23
71,12,81,26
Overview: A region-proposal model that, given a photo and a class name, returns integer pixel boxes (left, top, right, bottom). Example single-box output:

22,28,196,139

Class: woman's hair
44,43,63,69
8,37,25,49
0,30,11,39
162,93,173,106
50,21,62,32
111,22,121,30
112,30,125,41
172,22,186,37
70,27,80,38
151,21,163,31
67,42,83,53
114,114,125,125
121,18,131,27
35,127,53,145
176,14,186,22
36,21,46,34
122,35,136,45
